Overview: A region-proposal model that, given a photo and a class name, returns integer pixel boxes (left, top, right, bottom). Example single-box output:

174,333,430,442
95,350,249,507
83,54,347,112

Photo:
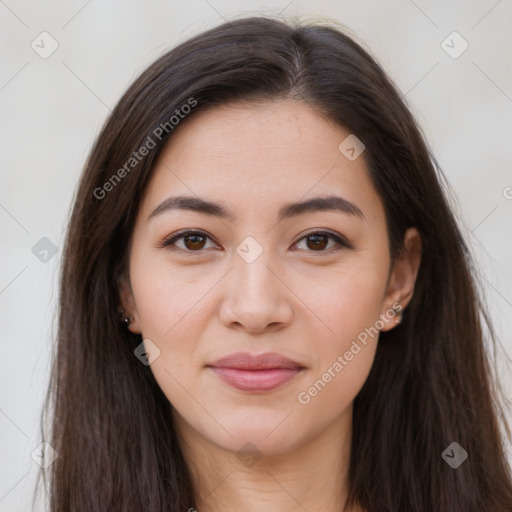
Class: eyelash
159,229,354,254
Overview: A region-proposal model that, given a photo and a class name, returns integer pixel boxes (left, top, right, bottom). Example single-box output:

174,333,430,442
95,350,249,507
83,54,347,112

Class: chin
200,412,308,457
217,430,302,458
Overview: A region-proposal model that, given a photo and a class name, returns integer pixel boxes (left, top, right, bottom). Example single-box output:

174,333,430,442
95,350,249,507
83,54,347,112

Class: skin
120,99,421,512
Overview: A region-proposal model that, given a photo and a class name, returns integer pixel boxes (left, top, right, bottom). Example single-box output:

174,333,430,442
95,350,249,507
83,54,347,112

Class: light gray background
1,1,511,510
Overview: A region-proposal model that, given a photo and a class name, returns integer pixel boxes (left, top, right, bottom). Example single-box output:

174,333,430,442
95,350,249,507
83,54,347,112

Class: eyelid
159,228,354,253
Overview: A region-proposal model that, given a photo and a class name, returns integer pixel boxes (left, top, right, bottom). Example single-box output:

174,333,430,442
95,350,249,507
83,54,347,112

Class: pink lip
207,352,305,392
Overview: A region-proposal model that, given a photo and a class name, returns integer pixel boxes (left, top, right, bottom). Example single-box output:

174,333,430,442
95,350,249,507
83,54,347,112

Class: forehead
140,99,385,227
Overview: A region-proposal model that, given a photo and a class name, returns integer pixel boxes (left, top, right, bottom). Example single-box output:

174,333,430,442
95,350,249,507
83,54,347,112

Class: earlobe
380,227,422,332
117,273,142,335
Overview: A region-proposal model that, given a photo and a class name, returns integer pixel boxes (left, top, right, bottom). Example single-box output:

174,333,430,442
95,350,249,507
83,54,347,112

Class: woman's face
122,99,419,456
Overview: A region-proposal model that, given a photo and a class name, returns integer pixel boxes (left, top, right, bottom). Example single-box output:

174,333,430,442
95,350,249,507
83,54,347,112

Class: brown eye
305,234,329,251
162,230,216,252
295,231,350,252
182,233,207,250
161,229,352,254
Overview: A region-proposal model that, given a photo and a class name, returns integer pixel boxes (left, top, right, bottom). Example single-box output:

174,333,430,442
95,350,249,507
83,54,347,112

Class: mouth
206,352,306,392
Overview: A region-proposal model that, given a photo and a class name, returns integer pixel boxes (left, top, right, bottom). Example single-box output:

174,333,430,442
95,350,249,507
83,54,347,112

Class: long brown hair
36,16,512,511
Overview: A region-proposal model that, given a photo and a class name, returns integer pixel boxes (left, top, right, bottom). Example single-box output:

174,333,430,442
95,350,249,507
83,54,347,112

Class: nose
218,250,293,335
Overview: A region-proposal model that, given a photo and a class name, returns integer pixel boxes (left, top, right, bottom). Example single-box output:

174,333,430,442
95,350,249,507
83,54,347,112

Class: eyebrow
148,194,365,223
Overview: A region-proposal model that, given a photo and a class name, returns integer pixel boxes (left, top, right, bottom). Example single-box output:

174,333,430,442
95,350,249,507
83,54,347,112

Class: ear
380,227,422,332
118,272,142,335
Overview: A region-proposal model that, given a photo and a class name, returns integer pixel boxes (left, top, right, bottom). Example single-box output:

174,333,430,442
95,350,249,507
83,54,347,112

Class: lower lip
209,367,303,392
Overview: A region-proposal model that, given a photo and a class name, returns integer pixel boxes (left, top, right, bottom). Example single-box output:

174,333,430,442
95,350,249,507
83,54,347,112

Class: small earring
395,311,403,325
118,309,132,327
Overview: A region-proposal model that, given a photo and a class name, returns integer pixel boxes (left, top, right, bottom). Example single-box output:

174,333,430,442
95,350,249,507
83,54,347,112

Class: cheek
290,279,383,424
129,249,211,341
128,249,221,402
296,261,387,406
298,342,377,422
306,263,388,346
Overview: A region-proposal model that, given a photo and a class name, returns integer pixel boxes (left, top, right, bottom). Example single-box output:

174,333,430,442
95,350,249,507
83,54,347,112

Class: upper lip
207,352,305,370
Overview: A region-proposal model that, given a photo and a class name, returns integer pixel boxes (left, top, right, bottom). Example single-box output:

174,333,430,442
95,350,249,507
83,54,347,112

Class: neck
173,406,362,512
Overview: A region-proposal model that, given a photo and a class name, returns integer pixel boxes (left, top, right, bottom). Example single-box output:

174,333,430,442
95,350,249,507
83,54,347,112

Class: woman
37,16,512,512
